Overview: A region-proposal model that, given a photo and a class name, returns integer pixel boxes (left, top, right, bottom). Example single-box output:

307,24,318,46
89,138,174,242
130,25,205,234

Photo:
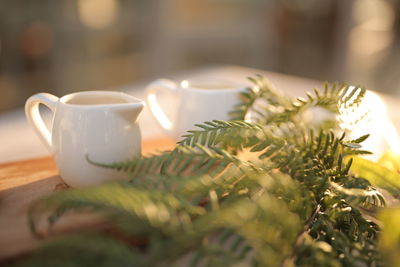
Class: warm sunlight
78,0,119,29
338,87,400,157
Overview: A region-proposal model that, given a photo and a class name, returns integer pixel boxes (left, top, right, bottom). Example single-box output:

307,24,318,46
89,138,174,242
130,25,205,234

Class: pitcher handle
25,93,59,151
146,79,178,136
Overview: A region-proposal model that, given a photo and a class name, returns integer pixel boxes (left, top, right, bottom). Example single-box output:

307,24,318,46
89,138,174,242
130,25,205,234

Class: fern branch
229,74,288,121
178,120,263,148
28,183,205,237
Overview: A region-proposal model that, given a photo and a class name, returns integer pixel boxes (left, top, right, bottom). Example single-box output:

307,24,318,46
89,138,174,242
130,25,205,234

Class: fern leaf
17,233,145,267
28,183,205,237
177,120,263,148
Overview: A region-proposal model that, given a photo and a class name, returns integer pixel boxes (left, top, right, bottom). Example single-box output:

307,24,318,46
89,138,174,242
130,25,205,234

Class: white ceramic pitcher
25,91,144,188
146,78,247,140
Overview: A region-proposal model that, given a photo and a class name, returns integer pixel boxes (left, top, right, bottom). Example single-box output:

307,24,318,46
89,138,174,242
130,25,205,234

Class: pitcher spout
113,95,145,123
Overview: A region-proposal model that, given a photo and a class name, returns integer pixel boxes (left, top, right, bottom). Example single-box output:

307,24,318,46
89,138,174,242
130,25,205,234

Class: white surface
0,65,399,163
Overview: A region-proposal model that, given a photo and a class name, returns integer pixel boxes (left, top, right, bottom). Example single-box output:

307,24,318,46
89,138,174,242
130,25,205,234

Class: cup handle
146,79,178,136
25,93,59,151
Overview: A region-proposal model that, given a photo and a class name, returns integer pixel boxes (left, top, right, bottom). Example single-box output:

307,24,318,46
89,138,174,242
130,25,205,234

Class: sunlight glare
180,80,190,89
147,93,173,130
338,87,400,157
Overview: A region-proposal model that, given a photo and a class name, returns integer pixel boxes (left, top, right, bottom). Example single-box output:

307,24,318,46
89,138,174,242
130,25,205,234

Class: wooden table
0,138,175,261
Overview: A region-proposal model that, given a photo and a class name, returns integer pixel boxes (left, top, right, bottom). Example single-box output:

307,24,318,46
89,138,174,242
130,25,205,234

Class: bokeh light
78,0,119,30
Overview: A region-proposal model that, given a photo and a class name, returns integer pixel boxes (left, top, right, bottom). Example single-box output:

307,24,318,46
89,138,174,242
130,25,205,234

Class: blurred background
1,0,400,114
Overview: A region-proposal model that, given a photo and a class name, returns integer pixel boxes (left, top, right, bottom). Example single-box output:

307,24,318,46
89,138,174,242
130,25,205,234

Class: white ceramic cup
25,91,145,188
146,78,247,140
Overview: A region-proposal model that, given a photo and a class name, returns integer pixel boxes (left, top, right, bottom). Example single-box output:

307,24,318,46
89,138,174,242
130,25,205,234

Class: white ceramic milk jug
145,78,247,140
25,91,145,188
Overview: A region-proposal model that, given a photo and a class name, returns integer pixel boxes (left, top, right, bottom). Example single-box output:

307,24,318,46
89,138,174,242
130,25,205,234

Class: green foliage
17,233,145,267
17,75,400,267
379,208,400,267
178,120,263,147
229,75,289,121
350,156,400,198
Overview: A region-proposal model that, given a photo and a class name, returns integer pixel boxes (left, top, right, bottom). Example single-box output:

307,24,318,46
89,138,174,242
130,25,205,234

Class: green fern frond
329,181,385,207
89,143,263,182
229,74,288,121
178,120,263,148
17,233,146,267
258,84,364,126
28,183,205,237
229,76,367,134
187,193,303,266
86,151,173,176
26,167,312,266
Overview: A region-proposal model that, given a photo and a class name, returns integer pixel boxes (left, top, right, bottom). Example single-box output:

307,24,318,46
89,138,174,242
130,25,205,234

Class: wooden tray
0,138,175,261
